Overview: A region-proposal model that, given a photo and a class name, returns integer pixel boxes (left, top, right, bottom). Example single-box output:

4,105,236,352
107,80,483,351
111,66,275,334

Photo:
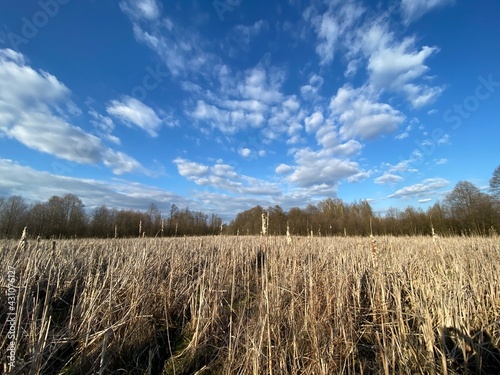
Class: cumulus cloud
239,148,252,158
304,4,443,108
173,158,280,196
173,158,209,179
330,85,405,140
300,74,324,101
237,66,285,104
332,140,363,156
276,164,292,175
102,150,143,175
288,148,360,188
359,21,443,107
121,2,301,145
192,99,265,134
305,111,324,133
186,61,305,143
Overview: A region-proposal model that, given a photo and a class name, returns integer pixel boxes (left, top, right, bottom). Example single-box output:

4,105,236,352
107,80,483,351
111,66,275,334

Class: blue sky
0,0,499,221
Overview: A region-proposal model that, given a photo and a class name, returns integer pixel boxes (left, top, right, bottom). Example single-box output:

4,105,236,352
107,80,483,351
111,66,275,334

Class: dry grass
1,235,499,374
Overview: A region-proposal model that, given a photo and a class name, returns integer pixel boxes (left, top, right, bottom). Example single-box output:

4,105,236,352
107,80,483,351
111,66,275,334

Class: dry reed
0,236,499,374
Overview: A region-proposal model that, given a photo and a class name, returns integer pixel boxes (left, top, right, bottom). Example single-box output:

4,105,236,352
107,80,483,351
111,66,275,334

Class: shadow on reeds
441,326,500,374
254,246,266,274
354,271,378,374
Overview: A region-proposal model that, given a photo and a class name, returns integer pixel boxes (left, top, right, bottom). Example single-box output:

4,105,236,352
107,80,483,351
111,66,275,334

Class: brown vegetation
1,235,499,374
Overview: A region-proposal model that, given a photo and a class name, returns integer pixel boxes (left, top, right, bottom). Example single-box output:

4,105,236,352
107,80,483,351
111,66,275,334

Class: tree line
0,194,223,239
1,166,499,239
227,168,500,237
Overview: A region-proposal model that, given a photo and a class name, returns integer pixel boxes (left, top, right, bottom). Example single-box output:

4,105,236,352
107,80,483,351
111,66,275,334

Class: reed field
1,235,499,374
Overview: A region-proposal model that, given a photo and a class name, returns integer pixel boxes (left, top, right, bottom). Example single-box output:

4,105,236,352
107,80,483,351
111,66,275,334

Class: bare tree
90,205,115,237
444,181,497,235
490,165,500,200
46,194,86,237
0,196,28,237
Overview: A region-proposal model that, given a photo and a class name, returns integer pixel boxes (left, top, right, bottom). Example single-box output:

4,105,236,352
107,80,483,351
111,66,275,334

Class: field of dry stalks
1,235,499,374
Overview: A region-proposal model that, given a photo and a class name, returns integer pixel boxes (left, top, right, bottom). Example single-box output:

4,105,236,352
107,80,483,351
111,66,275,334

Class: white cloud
107,96,163,137
434,158,448,165
288,148,360,188
359,21,443,107
89,110,115,133
0,158,185,211
315,121,337,149
403,84,444,108
304,1,364,65
347,170,372,183
102,150,143,175
330,85,405,140
437,133,450,145
388,178,449,199
124,9,216,79
221,99,268,113
238,66,284,104
344,58,361,78
0,160,298,221
89,110,120,145
186,60,304,144
367,38,437,88
283,96,300,112
385,158,420,174
303,1,443,108
173,157,209,179
0,49,25,65
401,0,455,24
0,49,144,175
395,132,409,140
305,110,324,133
374,173,404,184
418,198,432,203
119,0,161,21
173,158,280,196
265,99,305,143
332,140,363,156
0,49,70,109
232,20,268,45
239,148,252,158
191,99,265,134
300,73,324,101
276,164,292,175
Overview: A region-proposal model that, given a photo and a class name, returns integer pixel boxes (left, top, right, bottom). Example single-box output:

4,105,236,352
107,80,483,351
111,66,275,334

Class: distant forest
1,168,500,238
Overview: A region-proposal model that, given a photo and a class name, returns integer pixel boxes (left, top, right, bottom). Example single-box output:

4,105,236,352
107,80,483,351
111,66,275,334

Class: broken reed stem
17,226,28,251
99,328,113,375
261,211,268,236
